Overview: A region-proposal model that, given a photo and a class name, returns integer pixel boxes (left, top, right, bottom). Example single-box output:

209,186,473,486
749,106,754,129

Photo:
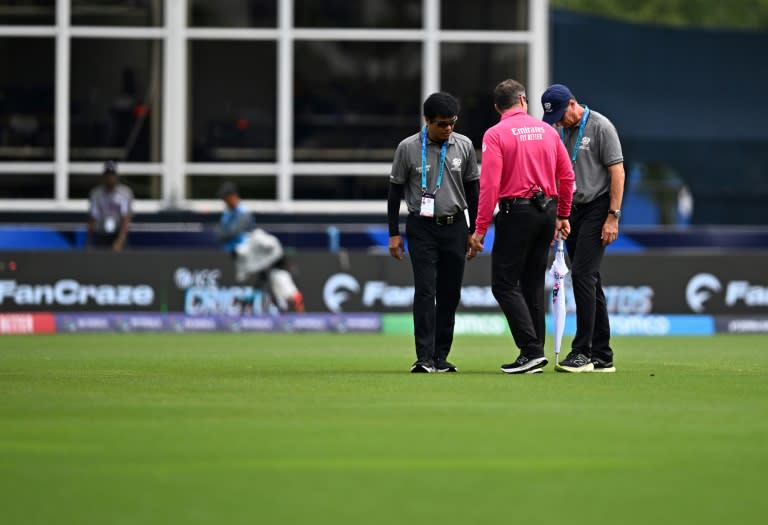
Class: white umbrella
549,236,569,365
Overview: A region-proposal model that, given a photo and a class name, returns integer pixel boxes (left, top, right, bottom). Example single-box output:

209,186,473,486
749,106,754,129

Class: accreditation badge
420,193,435,217
104,216,117,233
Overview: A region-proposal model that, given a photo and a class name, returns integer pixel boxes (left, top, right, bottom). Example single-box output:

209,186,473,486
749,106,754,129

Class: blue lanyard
559,105,590,162
421,126,448,193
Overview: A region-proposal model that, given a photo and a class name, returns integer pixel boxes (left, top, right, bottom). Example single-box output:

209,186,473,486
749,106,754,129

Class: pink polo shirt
475,109,575,236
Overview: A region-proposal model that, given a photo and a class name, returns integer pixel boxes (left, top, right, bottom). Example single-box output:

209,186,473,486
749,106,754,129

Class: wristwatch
608,209,622,219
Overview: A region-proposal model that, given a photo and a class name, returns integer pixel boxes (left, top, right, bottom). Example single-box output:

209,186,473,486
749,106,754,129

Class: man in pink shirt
469,79,575,374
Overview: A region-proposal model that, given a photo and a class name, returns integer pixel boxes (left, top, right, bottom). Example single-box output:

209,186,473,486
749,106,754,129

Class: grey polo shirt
89,184,134,234
390,131,479,217
559,109,623,205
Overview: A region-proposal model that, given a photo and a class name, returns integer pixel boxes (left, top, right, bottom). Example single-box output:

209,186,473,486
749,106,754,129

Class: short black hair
217,181,239,199
493,79,527,110
423,92,459,120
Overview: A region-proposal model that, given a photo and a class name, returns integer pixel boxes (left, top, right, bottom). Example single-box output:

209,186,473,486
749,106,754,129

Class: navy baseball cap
541,84,574,124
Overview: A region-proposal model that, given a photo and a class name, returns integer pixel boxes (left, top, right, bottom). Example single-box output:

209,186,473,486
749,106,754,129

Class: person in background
388,92,480,373
469,79,574,375
540,83,625,373
216,182,304,313
87,160,133,251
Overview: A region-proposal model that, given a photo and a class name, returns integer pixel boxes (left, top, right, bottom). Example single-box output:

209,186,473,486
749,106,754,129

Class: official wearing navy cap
540,84,625,373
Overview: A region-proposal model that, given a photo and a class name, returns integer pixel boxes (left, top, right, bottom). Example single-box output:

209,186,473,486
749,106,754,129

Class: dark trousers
491,201,556,358
405,214,468,364
566,192,612,361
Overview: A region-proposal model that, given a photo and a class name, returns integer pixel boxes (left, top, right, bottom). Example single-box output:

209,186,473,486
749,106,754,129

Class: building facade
0,0,548,213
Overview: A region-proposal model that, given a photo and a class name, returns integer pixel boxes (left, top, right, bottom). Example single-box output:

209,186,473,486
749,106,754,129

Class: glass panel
0,0,55,25
189,0,276,28
0,38,54,161
294,41,421,162
294,0,421,28
294,175,388,200
441,0,528,30
0,174,53,198
71,0,163,26
70,38,162,162
69,173,161,199
441,43,528,152
186,176,276,200
189,41,276,162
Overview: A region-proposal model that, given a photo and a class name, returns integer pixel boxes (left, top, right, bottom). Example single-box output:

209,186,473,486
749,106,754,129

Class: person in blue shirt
216,182,304,313
216,181,255,254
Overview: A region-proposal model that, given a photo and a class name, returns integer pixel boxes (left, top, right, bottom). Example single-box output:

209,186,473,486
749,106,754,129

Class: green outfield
1,333,767,524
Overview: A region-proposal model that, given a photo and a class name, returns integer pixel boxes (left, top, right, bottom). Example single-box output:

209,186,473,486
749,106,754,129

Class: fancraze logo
686,273,768,312
323,273,498,313
323,273,654,313
0,279,154,306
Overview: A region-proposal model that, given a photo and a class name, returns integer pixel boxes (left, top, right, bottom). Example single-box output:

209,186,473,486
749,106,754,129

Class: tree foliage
551,0,768,30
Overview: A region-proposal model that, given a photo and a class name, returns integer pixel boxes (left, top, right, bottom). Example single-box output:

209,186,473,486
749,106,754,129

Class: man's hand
112,238,125,252
389,235,405,260
556,218,571,241
466,236,477,260
469,232,485,254
602,215,619,246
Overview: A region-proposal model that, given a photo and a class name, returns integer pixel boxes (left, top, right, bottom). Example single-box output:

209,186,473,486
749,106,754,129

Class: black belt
500,196,555,211
410,211,464,225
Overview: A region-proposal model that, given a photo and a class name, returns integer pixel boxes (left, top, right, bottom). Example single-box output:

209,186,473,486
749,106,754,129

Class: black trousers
491,201,556,358
566,192,612,361
405,214,468,364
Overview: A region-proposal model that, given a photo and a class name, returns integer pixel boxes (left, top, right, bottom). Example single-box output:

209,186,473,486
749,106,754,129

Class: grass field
1,333,767,524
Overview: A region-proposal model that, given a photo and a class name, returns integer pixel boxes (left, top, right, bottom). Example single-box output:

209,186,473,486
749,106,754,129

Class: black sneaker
555,352,594,373
500,355,548,374
410,361,435,373
591,357,616,373
436,360,458,373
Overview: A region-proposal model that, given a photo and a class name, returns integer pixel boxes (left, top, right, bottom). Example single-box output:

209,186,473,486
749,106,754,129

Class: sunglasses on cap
432,116,458,128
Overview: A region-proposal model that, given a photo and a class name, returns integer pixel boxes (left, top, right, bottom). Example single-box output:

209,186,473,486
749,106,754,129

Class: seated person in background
87,160,133,251
216,182,304,313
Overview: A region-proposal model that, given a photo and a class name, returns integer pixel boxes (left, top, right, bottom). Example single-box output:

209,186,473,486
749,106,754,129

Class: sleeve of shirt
120,188,134,216
462,142,480,182
554,137,575,218
389,142,409,184
475,130,503,237
88,190,99,219
599,120,624,167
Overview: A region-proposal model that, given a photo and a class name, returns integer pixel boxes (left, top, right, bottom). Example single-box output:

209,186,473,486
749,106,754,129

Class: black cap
102,160,119,175
217,181,239,199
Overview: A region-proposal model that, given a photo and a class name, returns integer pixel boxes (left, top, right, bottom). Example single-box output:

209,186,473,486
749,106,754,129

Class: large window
0,1,55,25
441,0,528,30
0,37,55,161
294,0,421,28
189,0,276,28
294,41,421,162
71,0,163,26
0,0,547,209
70,38,162,162
441,43,528,151
189,40,276,162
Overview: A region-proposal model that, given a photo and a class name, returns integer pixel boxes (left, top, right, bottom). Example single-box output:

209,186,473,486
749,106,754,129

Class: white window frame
0,0,549,214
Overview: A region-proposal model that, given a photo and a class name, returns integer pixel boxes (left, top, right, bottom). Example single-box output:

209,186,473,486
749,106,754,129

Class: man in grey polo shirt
86,160,134,251
541,84,625,373
387,92,480,373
